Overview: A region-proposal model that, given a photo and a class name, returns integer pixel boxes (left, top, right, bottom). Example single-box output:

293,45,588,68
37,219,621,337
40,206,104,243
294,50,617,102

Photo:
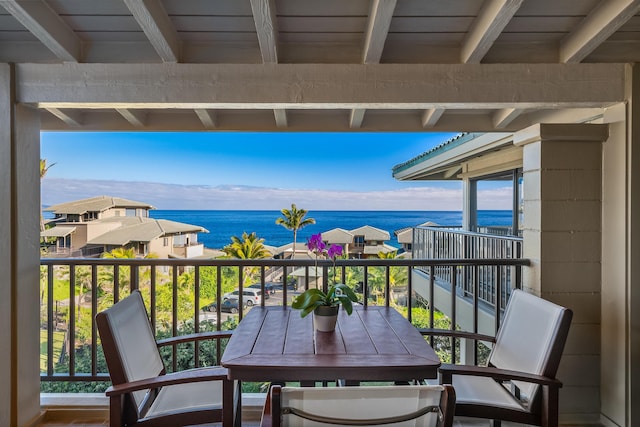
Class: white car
222,288,265,306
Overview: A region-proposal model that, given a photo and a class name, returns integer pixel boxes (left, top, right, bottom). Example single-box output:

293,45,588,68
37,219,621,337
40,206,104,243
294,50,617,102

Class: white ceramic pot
313,305,339,332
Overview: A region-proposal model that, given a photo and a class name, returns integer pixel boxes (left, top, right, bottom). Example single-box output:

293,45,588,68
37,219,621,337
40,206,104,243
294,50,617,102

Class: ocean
149,210,512,250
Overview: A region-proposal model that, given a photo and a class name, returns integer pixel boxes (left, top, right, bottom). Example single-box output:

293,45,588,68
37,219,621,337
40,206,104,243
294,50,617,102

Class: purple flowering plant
291,233,357,318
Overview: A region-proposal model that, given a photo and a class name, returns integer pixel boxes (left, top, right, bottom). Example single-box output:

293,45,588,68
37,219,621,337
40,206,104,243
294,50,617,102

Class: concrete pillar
0,63,42,426
514,123,608,424
461,177,475,231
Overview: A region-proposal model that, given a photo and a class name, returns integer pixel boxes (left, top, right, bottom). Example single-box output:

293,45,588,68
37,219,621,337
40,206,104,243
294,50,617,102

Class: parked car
248,283,276,295
222,288,267,305
201,297,246,314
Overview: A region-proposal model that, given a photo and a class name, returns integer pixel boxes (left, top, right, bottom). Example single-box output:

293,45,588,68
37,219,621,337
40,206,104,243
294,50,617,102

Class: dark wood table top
221,305,440,382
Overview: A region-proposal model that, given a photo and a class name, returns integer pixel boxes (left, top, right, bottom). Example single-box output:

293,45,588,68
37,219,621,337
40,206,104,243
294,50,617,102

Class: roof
350,226,390,241
395,221,441,242
3,3,635,133
289,267,324,278
40,226,76,238
392,132,514,181
363,244,398,255
321,228,354,244
86,217,206,246
392,133,473,174
45,196,154,215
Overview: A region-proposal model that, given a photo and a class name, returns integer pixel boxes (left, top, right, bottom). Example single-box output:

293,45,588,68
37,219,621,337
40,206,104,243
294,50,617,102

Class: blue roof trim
392,132,484,175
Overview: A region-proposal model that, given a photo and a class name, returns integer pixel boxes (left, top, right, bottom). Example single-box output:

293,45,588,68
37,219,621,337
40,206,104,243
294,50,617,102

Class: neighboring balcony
38,228,526,423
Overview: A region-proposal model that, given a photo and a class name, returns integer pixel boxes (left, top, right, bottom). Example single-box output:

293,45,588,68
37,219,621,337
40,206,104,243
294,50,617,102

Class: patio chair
96,290,240,427
261,384,455,427
436,289,573,427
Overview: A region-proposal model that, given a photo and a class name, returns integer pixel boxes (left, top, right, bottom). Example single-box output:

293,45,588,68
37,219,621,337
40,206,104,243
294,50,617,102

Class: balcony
38,229,526,424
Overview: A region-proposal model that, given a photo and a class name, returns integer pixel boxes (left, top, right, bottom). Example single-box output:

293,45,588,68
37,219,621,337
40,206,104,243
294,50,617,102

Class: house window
469,169,522,237
354,236,365,247
163,237,169,247
125,208,136,217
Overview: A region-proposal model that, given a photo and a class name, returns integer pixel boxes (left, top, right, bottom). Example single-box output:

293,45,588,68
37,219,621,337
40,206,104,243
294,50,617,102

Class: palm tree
223,231,271,260
275,203,315,259
223,232,271,286
374,250,407,305
39,158,56,232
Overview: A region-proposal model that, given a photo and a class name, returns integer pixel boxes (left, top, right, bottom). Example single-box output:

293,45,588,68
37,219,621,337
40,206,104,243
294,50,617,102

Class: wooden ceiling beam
45,108,82,126
461,0,523,64
123,0,180,63
274,109,287,128
1,0,80,62
422,108,445,128
492,108,522,129
195,109,216,129
250,0,279,64
17,63,627,108
362,0,397,64
349,109,366,128
560,0,640,63
116,108,146,128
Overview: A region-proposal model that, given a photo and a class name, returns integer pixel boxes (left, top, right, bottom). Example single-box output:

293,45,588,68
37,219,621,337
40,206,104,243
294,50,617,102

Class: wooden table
221,306,440,383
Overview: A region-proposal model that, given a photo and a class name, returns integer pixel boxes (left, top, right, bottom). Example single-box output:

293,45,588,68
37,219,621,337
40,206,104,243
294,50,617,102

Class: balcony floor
35,418,544,426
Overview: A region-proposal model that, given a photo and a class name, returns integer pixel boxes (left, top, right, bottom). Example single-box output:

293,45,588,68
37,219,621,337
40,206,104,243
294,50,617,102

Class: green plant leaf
337,295,353,315
292,289,328,317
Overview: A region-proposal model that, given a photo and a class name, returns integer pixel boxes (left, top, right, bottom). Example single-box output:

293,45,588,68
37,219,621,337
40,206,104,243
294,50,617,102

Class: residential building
322,225,397,259
394,221,442,255
42,196,207,258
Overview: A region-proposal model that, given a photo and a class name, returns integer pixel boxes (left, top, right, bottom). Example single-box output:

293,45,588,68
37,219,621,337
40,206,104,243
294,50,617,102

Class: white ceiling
2,0,639,132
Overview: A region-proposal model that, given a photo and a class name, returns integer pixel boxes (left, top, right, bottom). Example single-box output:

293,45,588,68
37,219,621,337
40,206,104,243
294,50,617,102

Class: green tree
275,203,315,259
223,232,271,260
223,232,271,285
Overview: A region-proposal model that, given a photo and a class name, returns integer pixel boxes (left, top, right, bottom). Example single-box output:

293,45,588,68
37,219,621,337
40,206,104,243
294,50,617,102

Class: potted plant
291,234,358,332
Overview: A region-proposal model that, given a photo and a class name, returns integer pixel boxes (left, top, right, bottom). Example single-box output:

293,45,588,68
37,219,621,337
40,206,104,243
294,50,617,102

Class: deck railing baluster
39,255,528,384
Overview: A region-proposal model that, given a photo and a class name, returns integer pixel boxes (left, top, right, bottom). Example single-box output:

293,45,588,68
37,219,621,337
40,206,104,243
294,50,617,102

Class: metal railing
413,226,523,308
40,255,528,387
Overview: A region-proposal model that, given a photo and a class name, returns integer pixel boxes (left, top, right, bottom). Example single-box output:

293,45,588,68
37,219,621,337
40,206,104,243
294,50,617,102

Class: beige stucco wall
515,123,608,424
148,237,171,258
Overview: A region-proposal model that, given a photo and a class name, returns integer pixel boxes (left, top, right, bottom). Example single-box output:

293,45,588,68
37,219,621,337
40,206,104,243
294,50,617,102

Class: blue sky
40,131,512,210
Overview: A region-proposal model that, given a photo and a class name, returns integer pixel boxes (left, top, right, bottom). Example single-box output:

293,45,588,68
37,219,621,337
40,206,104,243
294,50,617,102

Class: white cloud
42,178,513,210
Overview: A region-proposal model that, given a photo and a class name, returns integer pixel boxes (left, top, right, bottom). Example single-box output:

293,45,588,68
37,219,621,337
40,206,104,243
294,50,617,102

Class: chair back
96,290,165,418
273,384,455,427
489,289,573,403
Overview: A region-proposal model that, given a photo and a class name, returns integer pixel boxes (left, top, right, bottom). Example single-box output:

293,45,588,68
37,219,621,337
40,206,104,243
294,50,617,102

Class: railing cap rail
40,257,529,267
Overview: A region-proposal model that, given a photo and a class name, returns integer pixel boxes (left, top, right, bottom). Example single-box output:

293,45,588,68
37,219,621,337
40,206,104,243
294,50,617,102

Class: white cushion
281,385,445,427
489,289,565,401
104,292,164,409
144,380,224,419
452,375,526,412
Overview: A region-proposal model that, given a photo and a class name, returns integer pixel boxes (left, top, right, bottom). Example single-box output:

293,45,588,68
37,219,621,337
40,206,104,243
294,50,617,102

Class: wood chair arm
156,330,233,347
419,328,496,344
438,364,562,388
105,366,229,396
